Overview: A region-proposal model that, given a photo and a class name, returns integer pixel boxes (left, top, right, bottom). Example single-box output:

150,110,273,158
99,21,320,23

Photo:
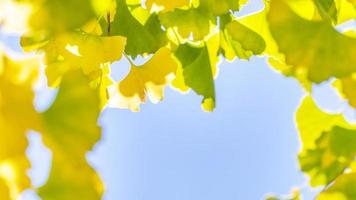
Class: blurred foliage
0,0,356,199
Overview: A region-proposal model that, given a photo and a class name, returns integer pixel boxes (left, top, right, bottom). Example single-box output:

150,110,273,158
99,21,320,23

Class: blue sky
1,0,331,199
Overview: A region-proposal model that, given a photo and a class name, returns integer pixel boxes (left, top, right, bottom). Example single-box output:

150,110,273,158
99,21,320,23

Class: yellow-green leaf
297,96,356,186
220,14,266,61
317,172,356,200
43,33,126,86
111,0,167,57
268,0,356,83
28,0,97,33
40,70,103,200
174,42,217,111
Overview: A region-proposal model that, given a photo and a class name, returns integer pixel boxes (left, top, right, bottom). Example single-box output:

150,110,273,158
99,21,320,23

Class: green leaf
40,70,103,200
268,0,356,83
111,0,167,57
175,42,216,111
159,7,214,41
297,96,356,186
220,14,266,61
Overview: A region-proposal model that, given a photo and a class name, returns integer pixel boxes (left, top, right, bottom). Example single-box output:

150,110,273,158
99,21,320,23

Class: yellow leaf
109,47,177,111
0,52,41,199
43,33,126,86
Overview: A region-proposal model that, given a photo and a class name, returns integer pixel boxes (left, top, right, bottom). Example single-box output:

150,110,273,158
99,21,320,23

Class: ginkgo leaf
39,70,103,200
220,14,266,61
317,172,356,200
296,96,352,151
146,0,190,12
0,53,41,199
28,0,98,33
268,0,356,83
174,41,217,112
159,7,215,41
109,47,177,111
235,5,312,90
299,126,356,186
110,0,167,57
42,33,126,86
296,96,356,186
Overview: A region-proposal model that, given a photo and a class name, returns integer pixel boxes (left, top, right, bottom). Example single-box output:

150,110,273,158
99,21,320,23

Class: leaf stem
123,53,135,66
107,13,111,36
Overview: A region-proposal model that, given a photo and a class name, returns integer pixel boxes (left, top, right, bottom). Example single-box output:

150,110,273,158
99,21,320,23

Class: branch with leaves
0,0,356,199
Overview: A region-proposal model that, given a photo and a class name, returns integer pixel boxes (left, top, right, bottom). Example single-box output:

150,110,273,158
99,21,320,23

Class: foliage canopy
0,0,356,199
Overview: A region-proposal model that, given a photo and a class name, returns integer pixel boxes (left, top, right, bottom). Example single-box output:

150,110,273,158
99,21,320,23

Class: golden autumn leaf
0,52,41,199
109,47,177,111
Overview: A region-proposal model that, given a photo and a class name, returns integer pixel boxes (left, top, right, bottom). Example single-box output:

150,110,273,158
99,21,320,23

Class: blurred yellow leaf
0,52,41,199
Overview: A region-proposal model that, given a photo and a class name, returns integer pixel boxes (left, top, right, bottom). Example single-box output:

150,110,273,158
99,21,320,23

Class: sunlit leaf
0,52,40,199
42,33,126,86
297,96,356,186
109,47,177,111
159,7,214,41
220,14,266,61
268,0,356,83
174,41,217,112
39,70,103,200
28,0,97,33
317,172,356,200
110,0,167,57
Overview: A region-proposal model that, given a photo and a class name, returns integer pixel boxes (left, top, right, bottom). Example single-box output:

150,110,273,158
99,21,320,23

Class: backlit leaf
42,33,126,86
297,96,356,186
174,41,217,112
0,52,41,199
40,70,103,200
220,14,266,61
317,172,356,200
110,0,167,57
268,0,356,83
109,47,177,111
